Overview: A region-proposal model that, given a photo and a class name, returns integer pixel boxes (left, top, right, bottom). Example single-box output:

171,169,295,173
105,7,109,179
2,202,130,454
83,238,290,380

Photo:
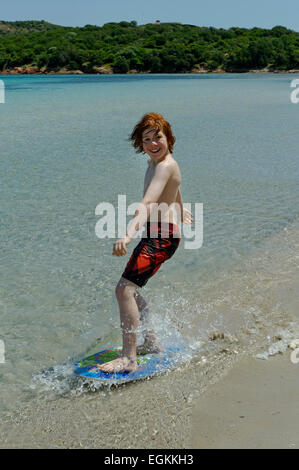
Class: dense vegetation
0,20,298,72
0,20,60,34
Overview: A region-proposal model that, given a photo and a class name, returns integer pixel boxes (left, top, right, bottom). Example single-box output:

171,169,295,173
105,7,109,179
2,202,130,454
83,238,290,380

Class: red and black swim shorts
121,222,181,288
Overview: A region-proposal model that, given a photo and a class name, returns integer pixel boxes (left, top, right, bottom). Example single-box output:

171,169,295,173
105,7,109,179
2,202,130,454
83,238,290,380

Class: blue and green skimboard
74,346,186,384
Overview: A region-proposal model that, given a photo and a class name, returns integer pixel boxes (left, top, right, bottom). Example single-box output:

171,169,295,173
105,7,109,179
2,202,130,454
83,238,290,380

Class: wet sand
1,349,298,449
192,351,299,449
0,348,239,449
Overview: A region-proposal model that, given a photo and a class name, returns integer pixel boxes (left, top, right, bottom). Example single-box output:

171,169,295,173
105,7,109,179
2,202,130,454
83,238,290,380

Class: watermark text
95,195,203,249
0,79,5,104
290,79,299,104
290,339,299,364
0,340,5,364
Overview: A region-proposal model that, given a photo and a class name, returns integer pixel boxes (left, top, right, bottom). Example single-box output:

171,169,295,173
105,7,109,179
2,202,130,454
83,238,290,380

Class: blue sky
1,0,299,31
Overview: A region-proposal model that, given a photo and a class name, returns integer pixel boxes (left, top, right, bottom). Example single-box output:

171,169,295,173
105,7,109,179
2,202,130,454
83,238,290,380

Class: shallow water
0,74,299,446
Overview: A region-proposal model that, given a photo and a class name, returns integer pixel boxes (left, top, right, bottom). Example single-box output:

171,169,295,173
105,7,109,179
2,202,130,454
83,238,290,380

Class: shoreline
1,67,299,76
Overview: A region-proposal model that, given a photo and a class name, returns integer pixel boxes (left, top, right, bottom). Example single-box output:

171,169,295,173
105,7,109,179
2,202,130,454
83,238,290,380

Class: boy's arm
112,164,171,256
175,187,193,224
126,163,172,239
176,188,184,217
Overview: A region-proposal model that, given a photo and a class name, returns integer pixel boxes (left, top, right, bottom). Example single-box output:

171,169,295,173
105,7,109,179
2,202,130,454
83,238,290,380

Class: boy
97,113,192,373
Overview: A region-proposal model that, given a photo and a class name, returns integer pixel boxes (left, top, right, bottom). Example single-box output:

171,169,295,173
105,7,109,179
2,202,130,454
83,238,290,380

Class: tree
113,54,129,73
271,25,291,37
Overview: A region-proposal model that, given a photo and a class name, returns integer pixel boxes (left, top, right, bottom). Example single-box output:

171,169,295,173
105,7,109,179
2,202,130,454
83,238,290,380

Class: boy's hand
112,236,131,256
181,207,193,224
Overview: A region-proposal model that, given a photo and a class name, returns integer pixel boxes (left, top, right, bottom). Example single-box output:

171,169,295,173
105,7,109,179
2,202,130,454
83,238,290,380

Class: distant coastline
1,66,299,75
1,20,298,75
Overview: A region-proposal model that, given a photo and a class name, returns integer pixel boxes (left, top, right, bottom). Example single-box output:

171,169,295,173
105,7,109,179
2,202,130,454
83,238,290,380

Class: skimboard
73,346,186,384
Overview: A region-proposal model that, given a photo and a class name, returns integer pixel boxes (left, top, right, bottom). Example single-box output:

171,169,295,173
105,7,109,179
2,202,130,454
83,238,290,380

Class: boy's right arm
112,163,172,256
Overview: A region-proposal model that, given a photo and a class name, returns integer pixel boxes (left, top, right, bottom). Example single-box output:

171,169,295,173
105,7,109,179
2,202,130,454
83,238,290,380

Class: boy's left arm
175,188,193,224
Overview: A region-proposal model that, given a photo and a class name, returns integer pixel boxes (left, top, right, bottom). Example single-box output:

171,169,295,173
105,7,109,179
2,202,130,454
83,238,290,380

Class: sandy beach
1,349,298,449
192,351,299,449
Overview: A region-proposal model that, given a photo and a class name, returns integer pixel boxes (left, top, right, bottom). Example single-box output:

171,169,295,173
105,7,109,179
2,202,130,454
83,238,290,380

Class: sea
0,73,299,448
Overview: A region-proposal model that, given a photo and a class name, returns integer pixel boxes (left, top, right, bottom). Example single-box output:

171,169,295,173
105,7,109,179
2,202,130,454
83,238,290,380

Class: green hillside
0,20,62,35
0,20,298,73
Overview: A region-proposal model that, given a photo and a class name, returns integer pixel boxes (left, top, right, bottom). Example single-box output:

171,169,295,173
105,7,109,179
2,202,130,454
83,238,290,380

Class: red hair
130,113,175,154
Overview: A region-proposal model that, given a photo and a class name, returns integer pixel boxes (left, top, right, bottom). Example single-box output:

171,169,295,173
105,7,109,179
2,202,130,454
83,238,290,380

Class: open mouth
150,149,160,153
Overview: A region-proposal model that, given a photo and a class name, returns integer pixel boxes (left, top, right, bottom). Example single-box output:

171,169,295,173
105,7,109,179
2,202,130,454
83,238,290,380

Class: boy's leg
97,226,179,372
135,293,163,354
97,277,139,373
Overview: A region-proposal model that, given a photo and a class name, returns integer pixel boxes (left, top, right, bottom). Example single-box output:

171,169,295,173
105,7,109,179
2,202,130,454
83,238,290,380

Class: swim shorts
121,222,181,288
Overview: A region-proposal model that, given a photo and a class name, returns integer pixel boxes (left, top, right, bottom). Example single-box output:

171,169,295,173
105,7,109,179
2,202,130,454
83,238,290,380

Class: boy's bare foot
136,340,163,355
115,340,163,357
97,356,137,373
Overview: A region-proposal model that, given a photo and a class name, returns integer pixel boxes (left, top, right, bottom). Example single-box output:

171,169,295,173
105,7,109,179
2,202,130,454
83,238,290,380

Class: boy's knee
115,282,123,299
115,279,137,300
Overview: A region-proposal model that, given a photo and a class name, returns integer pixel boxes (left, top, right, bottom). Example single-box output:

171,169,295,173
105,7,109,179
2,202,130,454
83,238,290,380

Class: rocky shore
1,64,299,75
0,64,112,75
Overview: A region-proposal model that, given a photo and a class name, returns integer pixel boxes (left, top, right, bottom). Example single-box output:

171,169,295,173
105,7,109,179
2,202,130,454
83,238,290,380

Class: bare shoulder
154,156,181,189
157,155,180,173
164,156,181,179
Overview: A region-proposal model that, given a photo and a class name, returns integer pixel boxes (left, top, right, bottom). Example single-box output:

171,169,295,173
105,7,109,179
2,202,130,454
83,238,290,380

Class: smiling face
130,112,176,155
142,128,170,163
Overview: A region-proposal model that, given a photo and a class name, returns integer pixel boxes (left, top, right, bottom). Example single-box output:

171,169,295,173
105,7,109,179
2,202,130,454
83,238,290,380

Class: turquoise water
1,74,299,416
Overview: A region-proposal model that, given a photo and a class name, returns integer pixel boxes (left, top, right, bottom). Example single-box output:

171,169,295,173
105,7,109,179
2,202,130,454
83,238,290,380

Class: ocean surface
0,73,299,447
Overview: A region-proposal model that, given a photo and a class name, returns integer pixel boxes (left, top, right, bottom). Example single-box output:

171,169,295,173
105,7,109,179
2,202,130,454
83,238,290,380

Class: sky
1,0,299,32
